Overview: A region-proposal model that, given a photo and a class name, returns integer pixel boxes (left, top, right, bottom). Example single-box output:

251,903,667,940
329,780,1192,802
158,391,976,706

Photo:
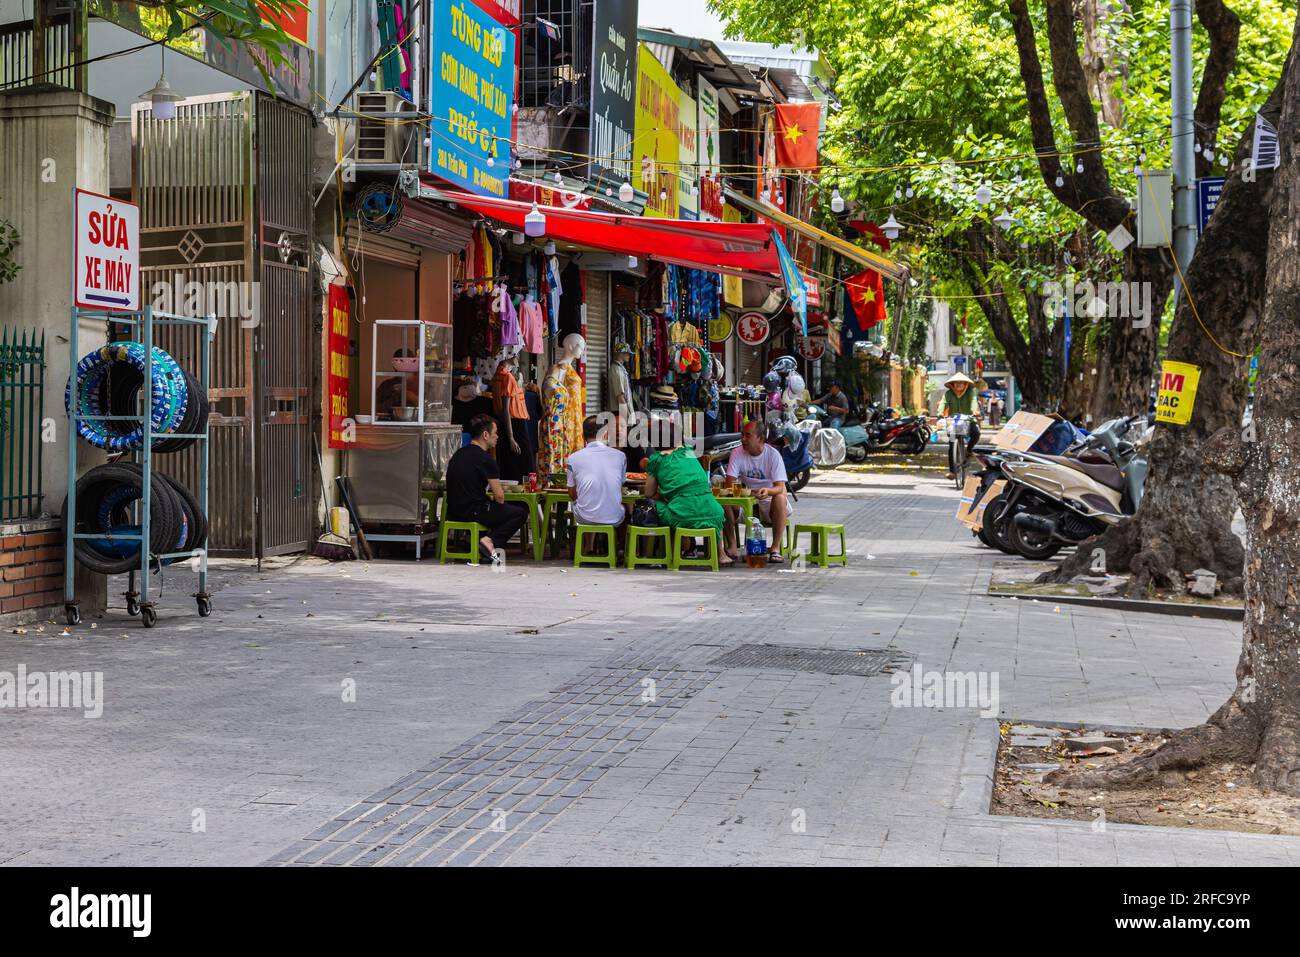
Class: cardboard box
991,411,1055,452
956,478,1006,531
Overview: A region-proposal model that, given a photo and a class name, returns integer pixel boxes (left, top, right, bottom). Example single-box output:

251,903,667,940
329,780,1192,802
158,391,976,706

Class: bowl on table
391,406,418,422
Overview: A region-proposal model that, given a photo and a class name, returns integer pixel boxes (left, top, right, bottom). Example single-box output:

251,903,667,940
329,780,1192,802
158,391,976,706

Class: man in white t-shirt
725,419,792,562
566,416,628,528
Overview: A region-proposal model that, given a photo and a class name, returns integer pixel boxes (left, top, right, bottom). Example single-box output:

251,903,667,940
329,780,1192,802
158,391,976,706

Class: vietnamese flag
846,268,887,331
774,103,821,169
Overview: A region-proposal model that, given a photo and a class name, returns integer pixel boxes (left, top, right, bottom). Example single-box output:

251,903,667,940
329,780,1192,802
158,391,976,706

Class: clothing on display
519,296,545,353
537,363,585,475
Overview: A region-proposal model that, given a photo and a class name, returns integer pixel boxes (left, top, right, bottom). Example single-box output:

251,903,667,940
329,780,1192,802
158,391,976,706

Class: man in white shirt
566,416,628,528
725,419,791,562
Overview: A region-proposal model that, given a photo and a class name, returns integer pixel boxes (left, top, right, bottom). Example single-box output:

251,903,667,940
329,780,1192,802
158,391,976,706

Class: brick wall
0,519,63,616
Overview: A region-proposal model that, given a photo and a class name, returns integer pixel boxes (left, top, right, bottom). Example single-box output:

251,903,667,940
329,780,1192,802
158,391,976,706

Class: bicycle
950,414,971,489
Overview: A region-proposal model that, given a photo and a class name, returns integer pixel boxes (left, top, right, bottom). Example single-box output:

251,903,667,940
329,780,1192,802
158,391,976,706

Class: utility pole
1170,0,1198,301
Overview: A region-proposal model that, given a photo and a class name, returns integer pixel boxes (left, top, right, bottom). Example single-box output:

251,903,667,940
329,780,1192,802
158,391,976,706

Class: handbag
631,499,660,527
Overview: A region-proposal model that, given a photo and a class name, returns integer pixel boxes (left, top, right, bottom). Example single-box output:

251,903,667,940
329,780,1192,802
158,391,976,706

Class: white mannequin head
561,333,585,361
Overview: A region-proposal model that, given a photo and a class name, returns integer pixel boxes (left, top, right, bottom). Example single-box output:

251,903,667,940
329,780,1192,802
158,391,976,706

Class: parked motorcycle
700,430,742,483
808,402,930,460
774,425,814,496
995,415,1150,560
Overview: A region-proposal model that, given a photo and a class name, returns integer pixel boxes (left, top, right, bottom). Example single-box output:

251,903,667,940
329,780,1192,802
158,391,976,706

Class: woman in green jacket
643,430,733,566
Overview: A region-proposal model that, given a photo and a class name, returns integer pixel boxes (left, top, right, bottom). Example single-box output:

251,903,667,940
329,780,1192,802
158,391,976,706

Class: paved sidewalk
2,469,1295,866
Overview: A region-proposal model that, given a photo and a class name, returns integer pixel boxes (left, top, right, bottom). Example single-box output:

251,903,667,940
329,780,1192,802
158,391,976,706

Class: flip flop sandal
767,551,784,564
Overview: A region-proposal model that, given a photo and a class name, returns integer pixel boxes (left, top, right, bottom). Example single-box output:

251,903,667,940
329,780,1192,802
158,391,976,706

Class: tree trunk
1045,75,1282,592
1080,0,1128,128
1049,25,1300,796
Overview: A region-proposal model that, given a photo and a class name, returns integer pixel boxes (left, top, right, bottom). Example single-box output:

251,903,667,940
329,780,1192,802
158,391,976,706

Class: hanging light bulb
512,231,525,245
423,136,432,149
369,71,377,83
1139,151,1147,164
905,186,914,198
511,103,519,115
830,188,845,213
1204,149,1215,163
618,180,635,203
659,189,668,202
543,240,557,256
1194,141,1202,154
554,171,563,184
627,256,638,268
894,187,903,200
1220,153,1229,167
486,156,494,167
514,158,523,170
994,209,1014,231
1055,173,1065,188
141,45,182,121
882,212,903,240
974,183,993,205
690,182,699,197
1075,160,1084,173
524,203,546,238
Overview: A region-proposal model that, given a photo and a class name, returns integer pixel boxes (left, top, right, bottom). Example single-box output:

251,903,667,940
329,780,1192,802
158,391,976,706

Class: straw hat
944,371,975,387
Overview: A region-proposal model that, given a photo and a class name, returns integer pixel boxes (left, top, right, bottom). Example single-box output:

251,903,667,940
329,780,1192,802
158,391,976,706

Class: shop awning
723,187,910,282
414,183,784,278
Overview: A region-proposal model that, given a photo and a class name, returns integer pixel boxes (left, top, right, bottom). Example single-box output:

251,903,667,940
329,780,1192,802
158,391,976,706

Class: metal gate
254,94,312,557
134,91,312,557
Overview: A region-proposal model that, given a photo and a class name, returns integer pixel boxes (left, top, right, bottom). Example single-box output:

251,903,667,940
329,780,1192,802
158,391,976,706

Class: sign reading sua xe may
430,2,516,198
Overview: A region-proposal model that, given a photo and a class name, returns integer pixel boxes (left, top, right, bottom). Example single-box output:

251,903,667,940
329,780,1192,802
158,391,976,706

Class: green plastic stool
573,524,618,568
626,525,672,569
672,527,719,571
440,520,486,565
790,523,848,568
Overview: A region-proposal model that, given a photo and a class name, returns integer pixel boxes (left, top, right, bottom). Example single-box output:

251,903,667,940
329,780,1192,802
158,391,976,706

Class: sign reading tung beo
429,2,516,198
1156,360,1201,425
589,0,638,192
75,188,139,311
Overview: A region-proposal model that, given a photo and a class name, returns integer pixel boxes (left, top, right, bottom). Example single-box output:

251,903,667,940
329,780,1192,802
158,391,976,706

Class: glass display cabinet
370,319,452,424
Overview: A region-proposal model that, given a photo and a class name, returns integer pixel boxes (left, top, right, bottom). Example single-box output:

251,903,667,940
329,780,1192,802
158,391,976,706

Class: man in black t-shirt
445,414,528,560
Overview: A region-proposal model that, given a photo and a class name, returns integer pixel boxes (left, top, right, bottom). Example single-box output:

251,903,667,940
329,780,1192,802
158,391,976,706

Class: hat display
613,340,633,356
650,385,679,406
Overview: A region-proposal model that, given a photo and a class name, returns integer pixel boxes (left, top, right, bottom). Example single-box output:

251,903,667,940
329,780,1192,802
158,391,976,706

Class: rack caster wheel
126,597,140,616
196,596,212,617
141,606,157,628
65,605,81,626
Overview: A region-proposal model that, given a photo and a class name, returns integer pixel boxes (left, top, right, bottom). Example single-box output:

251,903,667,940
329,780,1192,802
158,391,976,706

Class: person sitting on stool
445,413,528,561
723,419,791,563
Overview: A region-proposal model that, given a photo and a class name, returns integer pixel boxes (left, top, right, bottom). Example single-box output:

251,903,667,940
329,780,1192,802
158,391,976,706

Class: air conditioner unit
355,91,417,165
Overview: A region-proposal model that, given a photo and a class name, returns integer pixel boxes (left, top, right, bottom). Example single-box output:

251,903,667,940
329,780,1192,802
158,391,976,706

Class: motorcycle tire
845,445,867,463
984,493,1020,555
788,468,811,493
1009,510,1064,560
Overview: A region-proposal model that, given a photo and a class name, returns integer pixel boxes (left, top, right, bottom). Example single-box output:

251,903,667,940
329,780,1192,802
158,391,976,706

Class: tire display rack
64,307,214,628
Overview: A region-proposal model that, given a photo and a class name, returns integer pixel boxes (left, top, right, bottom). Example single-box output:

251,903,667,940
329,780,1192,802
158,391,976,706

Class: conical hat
944,371,975,387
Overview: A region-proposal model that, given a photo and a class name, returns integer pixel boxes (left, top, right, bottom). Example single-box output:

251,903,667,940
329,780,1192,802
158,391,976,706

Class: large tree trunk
1050,24,1300,796
1045,76,1282,593
1081,0,1128,128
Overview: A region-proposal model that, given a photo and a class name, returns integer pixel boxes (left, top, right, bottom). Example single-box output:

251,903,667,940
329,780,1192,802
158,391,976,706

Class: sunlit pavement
2,466,1295,866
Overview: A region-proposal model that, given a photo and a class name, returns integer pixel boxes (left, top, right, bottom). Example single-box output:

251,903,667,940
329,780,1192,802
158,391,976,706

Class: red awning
423,185,782,277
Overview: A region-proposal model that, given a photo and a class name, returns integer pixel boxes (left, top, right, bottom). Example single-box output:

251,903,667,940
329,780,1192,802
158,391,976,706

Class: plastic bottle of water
746,517,768,568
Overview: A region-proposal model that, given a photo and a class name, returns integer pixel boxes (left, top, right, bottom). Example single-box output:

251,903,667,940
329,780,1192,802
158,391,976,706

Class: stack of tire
64,343,209,574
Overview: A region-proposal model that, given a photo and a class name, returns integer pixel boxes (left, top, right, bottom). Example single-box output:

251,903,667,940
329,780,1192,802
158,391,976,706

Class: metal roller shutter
584,271,609,413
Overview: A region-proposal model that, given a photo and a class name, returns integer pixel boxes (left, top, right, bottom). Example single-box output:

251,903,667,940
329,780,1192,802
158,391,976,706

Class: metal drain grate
708,643,912,677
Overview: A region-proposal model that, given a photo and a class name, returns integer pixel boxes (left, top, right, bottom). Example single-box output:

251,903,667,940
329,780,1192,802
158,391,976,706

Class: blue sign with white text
429,2,516,198
1197,177,1225,234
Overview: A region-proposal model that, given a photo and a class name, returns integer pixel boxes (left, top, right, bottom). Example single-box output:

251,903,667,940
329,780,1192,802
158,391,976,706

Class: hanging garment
545,256,563,335
497,285,521,347
519,296,545,353
558,263,584,340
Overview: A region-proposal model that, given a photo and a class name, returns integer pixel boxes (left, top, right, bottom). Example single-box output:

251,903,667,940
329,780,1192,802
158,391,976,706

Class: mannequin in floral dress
538,333,586,476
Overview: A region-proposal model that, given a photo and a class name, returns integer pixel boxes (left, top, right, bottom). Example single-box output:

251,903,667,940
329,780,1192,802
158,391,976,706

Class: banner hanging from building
589,0,638,192
678,87,699,220
697,75,723,221
634,44,682,218
326,285,353,449
428,1,516,198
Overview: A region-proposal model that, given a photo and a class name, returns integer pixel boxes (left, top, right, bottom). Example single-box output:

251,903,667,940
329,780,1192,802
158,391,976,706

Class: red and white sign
74,188,139,311
802,275,821,308
795,336,826,361
509,178,593,210
737,311,771,346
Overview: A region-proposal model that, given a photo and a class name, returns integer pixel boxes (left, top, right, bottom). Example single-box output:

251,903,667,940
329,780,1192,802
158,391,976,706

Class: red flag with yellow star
774,103,820,169
846,268,887,331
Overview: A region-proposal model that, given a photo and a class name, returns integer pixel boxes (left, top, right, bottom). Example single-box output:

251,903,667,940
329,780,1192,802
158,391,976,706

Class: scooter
776,427,814,495
996,416,1150,560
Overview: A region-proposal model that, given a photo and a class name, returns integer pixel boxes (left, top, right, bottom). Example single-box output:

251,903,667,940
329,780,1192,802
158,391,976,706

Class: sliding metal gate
134,91,312,557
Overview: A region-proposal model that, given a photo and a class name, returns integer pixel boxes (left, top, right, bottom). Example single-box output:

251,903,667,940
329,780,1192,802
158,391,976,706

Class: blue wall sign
429,2,516,197
1197,177,1225,234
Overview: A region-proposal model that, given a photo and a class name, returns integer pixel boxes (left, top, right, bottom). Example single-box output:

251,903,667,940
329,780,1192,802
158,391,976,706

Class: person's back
567,440,626,526
445,442,495,521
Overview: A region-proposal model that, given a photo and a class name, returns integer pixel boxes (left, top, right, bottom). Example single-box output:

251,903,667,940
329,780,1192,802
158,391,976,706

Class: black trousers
475,501,528,548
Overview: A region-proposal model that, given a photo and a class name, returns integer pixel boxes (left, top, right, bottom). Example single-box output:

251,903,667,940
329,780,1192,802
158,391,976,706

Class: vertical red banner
327,284,353,448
